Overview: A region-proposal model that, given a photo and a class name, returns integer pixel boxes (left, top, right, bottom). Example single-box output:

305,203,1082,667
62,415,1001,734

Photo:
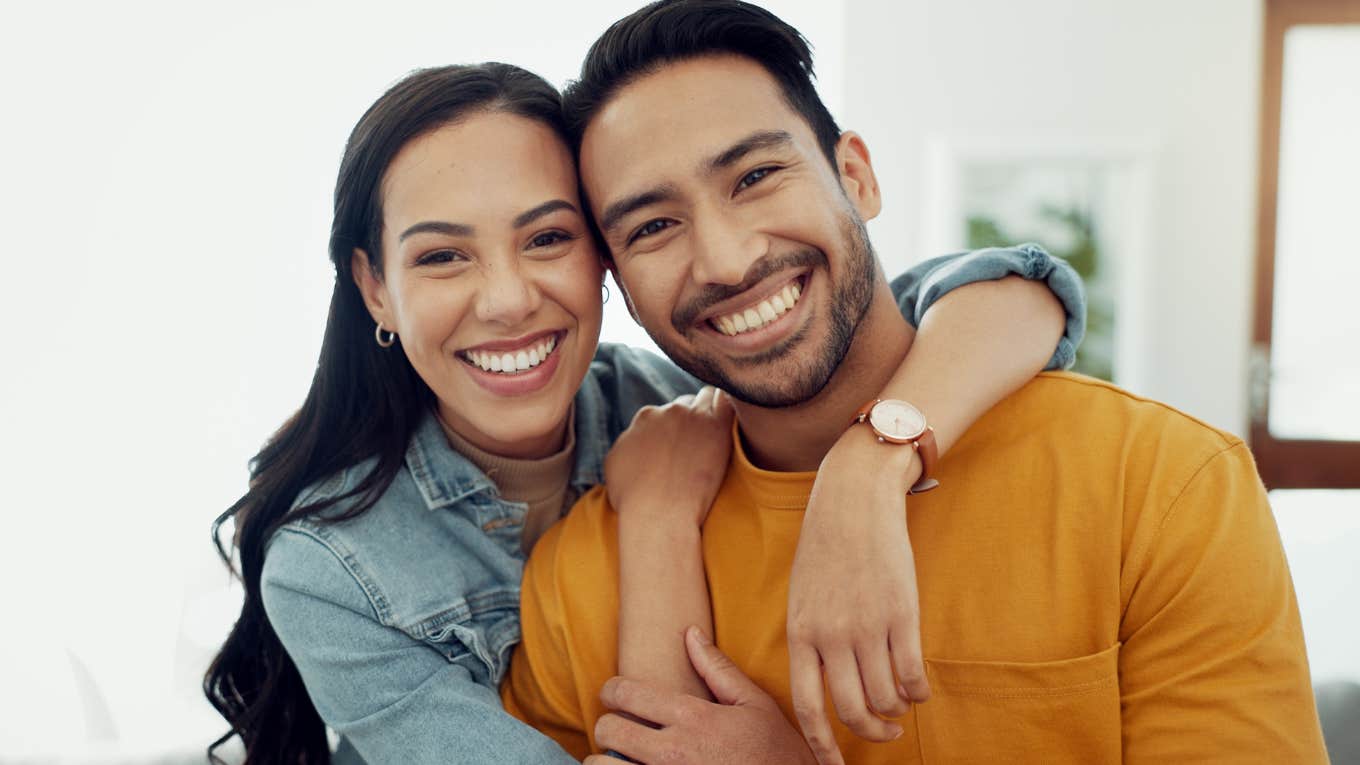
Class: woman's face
354,111,604,459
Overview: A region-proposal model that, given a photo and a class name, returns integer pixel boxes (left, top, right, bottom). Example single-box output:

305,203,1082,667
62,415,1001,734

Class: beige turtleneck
438,407,578,554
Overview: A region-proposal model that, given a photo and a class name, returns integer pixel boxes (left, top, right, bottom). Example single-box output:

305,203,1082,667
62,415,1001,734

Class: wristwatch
851,398,940,494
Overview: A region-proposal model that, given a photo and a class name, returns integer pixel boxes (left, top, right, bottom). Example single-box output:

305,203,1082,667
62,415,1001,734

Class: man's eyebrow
704,130,795,175
399,221,473,241
598,185,680,235
513,199,578,229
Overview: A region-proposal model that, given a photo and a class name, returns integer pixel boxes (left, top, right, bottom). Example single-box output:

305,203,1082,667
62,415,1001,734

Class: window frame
1250,0,1360,489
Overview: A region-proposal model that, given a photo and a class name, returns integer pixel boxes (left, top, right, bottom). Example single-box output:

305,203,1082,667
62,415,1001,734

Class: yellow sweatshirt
503,373,1327,763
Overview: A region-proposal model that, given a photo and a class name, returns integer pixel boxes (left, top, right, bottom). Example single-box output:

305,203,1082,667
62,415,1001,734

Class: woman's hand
605,386,734,526
785,424,929,765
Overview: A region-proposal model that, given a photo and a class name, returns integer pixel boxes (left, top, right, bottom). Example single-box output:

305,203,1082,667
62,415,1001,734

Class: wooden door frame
1250,0,1360,489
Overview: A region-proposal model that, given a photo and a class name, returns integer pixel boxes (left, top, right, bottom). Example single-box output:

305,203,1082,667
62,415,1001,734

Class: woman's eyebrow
513,199,579,229
399,221,473,241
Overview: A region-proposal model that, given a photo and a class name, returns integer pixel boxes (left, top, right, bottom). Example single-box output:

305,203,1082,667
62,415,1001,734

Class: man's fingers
889,618,931,703
684,625,766,707
788,642,846,765
594,712,666,764
599,675,692,727
855,640,910,718
823,648,903,743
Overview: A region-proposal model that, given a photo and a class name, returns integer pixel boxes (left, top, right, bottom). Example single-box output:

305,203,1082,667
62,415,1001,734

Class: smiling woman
204,64,602,764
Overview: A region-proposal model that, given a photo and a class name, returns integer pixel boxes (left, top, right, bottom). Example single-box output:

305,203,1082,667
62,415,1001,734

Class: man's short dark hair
562,0,843,168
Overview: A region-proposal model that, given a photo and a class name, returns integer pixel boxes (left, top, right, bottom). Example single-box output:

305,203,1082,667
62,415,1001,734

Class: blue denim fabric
260,246,1086,764
892,243,1086,370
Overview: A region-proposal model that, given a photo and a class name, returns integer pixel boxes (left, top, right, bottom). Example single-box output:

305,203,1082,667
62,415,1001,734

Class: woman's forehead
382,112,580,227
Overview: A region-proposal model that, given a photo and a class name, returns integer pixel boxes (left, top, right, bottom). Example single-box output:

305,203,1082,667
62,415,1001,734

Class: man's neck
733,281,915,472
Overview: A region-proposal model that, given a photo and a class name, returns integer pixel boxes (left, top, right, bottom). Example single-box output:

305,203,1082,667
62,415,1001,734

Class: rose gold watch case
852,398,940,493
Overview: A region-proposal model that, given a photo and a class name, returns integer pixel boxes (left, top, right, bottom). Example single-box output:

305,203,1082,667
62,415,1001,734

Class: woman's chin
441,402,574,460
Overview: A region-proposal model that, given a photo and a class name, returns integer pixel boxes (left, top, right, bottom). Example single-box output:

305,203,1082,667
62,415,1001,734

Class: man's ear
351,248,395,329
834,131,882,222
605,261,642,325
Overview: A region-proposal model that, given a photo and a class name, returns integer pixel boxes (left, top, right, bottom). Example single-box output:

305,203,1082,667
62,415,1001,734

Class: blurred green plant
967,205,1115,380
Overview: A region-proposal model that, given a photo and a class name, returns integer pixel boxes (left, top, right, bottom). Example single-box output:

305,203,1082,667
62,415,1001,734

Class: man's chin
681,356,837,409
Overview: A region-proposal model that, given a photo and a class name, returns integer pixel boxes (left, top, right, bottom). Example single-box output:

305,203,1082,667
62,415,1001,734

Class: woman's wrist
824,422,924,497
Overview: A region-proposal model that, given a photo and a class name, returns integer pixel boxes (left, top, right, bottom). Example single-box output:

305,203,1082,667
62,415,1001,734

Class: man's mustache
671,249,828,333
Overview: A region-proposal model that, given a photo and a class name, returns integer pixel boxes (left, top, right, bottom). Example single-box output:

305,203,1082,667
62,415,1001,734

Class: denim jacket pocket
410,588,522,687
916,643,1121,764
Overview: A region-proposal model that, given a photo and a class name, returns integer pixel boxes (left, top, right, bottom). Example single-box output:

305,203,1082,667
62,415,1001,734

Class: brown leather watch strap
909,427,939,494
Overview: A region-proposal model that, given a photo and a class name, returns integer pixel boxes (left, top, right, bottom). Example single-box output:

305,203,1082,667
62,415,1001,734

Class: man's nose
689,210,768,287
474,258,540,326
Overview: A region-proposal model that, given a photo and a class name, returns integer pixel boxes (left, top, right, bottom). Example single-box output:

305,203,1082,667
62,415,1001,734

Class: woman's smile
457,329,568,396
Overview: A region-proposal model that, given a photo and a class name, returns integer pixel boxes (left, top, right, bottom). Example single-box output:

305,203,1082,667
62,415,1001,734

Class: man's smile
693,271,814,353
705,274,806,336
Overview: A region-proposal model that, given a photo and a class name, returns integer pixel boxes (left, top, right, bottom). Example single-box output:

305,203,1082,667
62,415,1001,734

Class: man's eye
629,219,674,244
416,249,465,266
529,231,574,249
736,166,778,192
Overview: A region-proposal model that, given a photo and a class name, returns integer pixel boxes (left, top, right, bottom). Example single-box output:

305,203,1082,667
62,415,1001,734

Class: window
1251,0,1360,489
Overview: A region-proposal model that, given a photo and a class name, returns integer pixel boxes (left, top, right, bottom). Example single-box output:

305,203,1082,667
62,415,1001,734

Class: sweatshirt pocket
916,643,1121,765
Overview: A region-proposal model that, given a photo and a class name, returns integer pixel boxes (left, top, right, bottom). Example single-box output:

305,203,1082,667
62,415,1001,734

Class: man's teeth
712,282,802,336
463,335,557,374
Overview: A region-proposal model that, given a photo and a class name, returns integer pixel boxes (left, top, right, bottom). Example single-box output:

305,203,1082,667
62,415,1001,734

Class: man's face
579,54,882,408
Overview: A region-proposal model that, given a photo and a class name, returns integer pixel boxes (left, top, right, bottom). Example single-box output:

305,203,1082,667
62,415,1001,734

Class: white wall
842,0,1262,437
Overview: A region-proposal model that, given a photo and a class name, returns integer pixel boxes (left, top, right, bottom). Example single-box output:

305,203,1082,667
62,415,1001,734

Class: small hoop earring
375,322,397,348
602,282,611,305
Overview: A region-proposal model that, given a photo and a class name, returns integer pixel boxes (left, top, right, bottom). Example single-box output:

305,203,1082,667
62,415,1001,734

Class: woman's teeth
711,281,802,336
462,335,557,374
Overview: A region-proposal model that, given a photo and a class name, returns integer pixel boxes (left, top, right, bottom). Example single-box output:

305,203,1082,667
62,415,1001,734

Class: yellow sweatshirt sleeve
1117,442,1327,763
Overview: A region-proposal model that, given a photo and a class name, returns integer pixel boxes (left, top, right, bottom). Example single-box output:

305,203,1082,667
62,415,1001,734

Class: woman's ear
834,131,882,222
351,248,395,328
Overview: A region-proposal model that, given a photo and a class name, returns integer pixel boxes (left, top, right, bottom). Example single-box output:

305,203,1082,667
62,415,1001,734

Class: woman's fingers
692,385,715,411
855,639,910,718
889,615,931,703
788,642,846,765
822,647,903,743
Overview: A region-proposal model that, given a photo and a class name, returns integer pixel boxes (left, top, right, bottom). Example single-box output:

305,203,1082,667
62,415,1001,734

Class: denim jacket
260,245,1085,764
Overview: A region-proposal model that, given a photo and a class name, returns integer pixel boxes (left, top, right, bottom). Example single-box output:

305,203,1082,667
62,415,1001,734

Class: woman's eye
529,231,573,249
736,166,778,192
629,219,674,244
416,249,465,266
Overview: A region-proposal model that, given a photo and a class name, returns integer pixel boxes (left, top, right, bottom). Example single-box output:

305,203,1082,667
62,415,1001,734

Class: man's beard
653,211,877,408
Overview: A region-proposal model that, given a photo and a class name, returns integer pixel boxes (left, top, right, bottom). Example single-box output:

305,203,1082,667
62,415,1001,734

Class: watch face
869,400,926,440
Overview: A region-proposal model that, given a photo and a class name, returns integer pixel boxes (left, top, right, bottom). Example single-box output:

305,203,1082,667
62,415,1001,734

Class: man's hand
785,424,929,765
583,627,816,765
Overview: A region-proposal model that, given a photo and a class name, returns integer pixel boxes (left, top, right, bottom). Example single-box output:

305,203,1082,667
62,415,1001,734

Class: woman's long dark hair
204,63,569,765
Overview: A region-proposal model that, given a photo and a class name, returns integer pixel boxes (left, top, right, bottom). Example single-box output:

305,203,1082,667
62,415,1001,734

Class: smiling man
502,1,1327,763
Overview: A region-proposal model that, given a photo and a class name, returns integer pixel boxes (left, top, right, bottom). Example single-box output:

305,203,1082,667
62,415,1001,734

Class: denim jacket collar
402,372,613,513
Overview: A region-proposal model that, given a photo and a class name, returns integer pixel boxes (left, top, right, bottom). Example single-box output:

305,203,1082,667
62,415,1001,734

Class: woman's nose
474,260,541,326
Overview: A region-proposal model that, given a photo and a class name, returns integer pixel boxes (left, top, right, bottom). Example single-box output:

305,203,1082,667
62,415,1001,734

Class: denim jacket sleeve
262,527,577,765
890,243,1087,370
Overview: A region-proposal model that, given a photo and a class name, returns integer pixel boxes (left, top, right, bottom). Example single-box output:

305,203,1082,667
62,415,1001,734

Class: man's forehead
579,55,812,196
